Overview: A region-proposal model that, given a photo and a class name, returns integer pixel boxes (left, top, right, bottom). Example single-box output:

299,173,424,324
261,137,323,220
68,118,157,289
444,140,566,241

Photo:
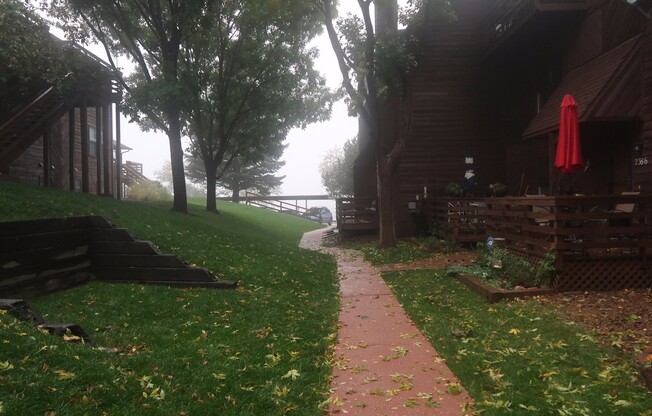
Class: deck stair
0,216,236,298
0,87,67,171
121,161,150,185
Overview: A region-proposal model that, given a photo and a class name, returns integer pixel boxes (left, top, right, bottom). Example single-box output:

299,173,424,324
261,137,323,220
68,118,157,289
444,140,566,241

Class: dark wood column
42,127,50,187
80,99,89,193
103,103,112,196
96,106,102,194
115,103,122,200
68,108,75,191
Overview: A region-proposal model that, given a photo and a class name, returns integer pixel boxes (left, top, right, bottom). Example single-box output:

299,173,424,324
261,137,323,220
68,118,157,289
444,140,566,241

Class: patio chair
609,191,639,227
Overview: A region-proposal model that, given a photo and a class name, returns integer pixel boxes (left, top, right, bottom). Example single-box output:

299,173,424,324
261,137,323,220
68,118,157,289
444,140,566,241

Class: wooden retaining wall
0,216,236,298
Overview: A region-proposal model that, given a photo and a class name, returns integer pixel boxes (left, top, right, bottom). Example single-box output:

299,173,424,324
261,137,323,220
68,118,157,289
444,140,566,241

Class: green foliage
489,182,507,197
449,245,555,289
385,270,652,415
186,151,286,200
180,0,334,210
0,181,338,415
0,0,57,86
125,181,172,202
445,182,462,197
319,136,358,197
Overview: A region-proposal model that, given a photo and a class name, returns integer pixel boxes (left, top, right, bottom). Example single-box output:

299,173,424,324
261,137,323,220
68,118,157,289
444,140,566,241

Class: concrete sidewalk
299,228,473,415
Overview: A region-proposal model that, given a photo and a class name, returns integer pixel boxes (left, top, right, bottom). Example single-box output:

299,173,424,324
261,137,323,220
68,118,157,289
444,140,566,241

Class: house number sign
634,157,649,166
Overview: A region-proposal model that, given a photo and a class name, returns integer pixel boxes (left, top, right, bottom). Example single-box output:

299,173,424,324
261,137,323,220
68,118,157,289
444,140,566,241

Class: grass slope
0,182,339,415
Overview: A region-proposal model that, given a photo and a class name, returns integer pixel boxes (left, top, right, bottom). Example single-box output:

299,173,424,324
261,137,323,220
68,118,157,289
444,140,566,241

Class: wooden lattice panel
556,257,652,291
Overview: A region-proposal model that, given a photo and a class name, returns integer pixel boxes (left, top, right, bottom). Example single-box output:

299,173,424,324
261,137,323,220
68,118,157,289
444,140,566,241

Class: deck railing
432,198,488,243
336,197,378,231
433,194,652,290
243,191,310,216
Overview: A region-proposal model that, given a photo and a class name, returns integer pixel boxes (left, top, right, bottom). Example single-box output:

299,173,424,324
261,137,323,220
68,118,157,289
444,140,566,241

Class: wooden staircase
122,161,150,185
0,87,68,171
0,216,236,298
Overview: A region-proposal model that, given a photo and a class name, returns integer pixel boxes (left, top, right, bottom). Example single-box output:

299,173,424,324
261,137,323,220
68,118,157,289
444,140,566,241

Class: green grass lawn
384,269,652,415
0,182,339,415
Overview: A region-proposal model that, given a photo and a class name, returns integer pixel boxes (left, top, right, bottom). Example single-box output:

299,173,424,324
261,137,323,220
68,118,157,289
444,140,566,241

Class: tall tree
313,0,451,246
180,0,334,212
47,0,206,213
186,148,286,202
320,136,357,197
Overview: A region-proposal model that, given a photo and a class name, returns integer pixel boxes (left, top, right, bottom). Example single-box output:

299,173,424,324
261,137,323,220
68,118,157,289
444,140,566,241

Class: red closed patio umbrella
555,94,583,174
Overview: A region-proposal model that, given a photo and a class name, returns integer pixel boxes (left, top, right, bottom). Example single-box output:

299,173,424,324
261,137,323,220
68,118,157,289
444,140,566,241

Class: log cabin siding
396,19,493,236
8,108,110,195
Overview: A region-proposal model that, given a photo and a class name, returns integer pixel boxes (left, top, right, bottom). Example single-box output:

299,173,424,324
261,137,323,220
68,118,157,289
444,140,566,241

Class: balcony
482,0,589,55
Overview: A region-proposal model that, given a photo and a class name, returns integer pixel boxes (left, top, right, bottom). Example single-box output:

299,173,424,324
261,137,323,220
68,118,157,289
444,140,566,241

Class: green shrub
126,181,172,201
445,182,462,197
451,244,555,289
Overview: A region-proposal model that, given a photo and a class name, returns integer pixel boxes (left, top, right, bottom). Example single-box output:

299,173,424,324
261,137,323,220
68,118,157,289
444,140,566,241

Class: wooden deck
432,195,652,291
336,198,378,231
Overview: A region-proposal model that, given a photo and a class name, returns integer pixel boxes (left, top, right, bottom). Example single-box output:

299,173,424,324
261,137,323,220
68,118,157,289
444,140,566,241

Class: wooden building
350,0,652,237
0,27,126,197
341,0,652,291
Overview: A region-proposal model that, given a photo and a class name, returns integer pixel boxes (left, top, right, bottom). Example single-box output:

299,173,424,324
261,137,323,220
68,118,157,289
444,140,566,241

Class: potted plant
445,182,462,197
489,182,507,197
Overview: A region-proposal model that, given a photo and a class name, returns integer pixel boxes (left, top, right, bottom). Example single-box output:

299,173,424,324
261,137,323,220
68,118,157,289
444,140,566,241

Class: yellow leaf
0,361,14,371
54,369,76,380
508,328,520,335
281,369,300,380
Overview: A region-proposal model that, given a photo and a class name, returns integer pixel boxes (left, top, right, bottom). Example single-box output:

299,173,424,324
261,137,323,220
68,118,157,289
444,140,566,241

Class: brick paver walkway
299,228,473,415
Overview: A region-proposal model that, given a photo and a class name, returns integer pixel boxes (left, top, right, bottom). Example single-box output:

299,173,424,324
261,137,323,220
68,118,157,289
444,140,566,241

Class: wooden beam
216,195,331,201
115,103,122,200
68,108,75,191
80,100,89,193
42,127,50,187
103,104,112,196
95,106,102,194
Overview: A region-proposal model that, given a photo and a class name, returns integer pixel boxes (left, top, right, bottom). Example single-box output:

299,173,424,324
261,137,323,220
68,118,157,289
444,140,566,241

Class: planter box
454,273,555,303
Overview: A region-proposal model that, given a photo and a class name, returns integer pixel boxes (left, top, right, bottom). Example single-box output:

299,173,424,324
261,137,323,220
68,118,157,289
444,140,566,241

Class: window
89,126,97,157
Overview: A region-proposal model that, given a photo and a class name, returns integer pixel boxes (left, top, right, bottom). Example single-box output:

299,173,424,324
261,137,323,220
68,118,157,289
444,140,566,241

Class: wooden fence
336,197,378,231
432,195,652,291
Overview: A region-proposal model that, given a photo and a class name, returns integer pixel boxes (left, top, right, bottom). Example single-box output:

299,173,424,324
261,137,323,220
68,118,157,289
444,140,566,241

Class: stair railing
0,87,54,134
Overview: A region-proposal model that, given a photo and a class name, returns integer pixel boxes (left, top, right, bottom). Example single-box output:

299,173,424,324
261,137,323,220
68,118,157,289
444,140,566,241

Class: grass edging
454,273,555,303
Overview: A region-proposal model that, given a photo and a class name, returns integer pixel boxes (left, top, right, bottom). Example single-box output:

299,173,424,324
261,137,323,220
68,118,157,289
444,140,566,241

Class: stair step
94,266,218,283
91,241,160,255
105,280,238,289
92,254,186,268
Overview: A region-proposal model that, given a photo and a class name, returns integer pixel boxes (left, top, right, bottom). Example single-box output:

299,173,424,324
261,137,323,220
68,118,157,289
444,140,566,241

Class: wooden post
42,127,50,187
68,108,75,191
115,103,122,199
103,104,112,196
80,101,89,193
95,106,102,194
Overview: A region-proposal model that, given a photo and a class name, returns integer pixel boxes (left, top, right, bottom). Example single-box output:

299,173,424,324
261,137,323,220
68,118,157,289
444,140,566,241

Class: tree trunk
377,164,396,247
166,111,188,213
231,183,240,203
205,165,218,213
